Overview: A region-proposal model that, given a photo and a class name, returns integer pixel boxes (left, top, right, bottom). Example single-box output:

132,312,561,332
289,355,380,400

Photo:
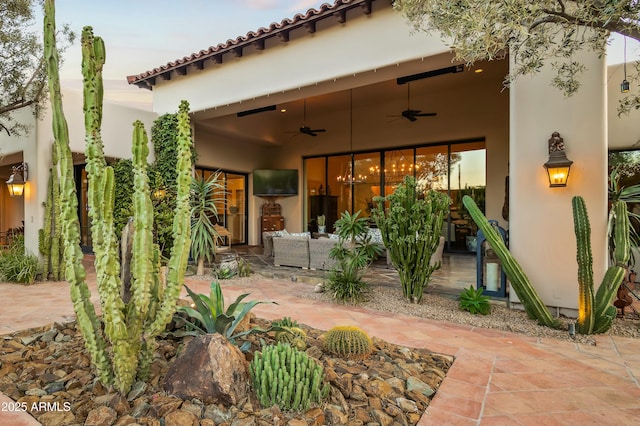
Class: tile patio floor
1,252,639,425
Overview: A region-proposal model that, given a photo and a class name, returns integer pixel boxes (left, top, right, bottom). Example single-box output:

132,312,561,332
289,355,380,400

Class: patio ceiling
190,56,508,147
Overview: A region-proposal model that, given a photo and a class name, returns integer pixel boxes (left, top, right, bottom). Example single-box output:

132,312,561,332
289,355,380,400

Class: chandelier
337,155,367,185
368,151,419,184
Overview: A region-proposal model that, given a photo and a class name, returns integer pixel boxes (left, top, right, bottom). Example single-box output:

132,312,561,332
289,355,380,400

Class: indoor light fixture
337,90,365,185
6,162,28,197
621,36,630,93
543,132,573,188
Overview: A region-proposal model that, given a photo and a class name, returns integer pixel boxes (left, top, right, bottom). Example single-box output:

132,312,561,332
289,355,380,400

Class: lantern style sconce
543,132,573,188
6,163,28,197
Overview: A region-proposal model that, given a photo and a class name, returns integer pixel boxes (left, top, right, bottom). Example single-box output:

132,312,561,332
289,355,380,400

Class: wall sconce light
6,163,28,197
543,132,573,188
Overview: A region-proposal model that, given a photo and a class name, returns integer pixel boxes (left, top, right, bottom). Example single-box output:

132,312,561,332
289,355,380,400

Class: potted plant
317,215,326,233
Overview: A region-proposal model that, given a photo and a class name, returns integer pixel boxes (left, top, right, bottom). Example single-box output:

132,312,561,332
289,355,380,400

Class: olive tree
0,0,74,136
394,0,640,114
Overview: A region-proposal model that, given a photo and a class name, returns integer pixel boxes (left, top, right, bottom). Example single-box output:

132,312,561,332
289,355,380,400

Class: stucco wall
510,49,607,314
607,64,640,150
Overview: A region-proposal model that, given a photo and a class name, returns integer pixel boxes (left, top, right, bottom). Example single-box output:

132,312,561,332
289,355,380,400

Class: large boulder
163,334,249,405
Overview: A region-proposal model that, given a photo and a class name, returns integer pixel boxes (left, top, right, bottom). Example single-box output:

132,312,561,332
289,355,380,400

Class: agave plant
176,282,277,351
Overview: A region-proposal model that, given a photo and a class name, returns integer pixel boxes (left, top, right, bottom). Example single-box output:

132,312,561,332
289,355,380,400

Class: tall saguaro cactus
44,0,192,393
572,196,628,334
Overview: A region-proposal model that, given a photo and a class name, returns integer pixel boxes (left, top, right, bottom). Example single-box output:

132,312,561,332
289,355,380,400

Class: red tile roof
126,0,378,90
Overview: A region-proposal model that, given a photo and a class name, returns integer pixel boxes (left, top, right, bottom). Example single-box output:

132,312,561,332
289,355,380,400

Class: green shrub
250,342,330,410
323,325,373,361
0,236,40,284
459,285,491,315
326,210,382,304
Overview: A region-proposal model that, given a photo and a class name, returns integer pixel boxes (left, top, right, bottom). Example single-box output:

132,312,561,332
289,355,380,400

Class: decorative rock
113,415,138,426
200,420,216,426
231,417,256,426
287,419,307,426
324,405,348,425
126,381,147,401
204,404,231,424
25,388,47,396
363,378,394,398
371,408,394,426
130,400,151,418
163,334,249,405
44,382,65,394
395,397,419,413
406,377,434,397
314,282,324,293
36,411,75,426
165,409,200,426
84,405,118,426
108,394,131,416
180,400,203,418
149,395,183,418
304,407,325,425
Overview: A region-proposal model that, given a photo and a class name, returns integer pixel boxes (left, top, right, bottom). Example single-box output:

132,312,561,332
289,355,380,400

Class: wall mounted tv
252,169,299,197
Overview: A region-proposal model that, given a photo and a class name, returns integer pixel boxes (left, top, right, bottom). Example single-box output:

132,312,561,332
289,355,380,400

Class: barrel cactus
323,325,373,361
275,326,307,350
250,343,330,411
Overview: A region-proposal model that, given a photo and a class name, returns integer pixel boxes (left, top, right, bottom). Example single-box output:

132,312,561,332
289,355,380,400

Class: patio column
509,48,607,315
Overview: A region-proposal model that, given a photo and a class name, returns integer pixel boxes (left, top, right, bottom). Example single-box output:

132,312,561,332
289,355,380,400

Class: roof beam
334,10,347,24
253,39,265,50
304,21,316,34
277,30,290,42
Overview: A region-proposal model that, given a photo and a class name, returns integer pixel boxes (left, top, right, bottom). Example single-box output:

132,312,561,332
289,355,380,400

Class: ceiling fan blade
310,129,326,133
415,112,437,117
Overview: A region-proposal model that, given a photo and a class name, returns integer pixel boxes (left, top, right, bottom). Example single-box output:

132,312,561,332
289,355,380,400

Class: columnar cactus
44,0,192,393
572,196,628,334
372,176,450,303
250,343,330,410
462,196,560,328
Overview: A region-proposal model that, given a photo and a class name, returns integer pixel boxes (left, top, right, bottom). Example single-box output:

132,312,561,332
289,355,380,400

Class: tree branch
530,8,640,42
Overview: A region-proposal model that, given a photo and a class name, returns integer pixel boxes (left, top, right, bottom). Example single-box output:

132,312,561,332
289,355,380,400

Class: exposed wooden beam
195,60,205,70
212,54,223,64
176,66,187,76
160,72,171,81
361,0,372,14
304,21,316,34
334,9,347,23
278,30,290,42
232,46,243,58
253,39,265,50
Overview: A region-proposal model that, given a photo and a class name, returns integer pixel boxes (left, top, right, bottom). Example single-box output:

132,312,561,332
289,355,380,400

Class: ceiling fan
292,99,326,137
390,83,437,122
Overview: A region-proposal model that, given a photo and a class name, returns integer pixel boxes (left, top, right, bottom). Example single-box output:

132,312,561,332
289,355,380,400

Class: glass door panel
383,149,414,196
226,173,246,245
305,157,326,232
450,142,486,252
353,152,381,218
328,155,352,220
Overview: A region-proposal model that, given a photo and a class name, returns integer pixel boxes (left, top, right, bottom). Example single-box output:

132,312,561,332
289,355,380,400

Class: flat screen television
252,169,299,197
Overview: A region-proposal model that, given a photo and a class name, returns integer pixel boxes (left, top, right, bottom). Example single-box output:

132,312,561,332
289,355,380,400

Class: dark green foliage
250,343,330,410
326,210,383,304
176,282,276,351
151,113,180,190
0,235,40,284
459,285,491,315
372,176,450,303
323,325,373,361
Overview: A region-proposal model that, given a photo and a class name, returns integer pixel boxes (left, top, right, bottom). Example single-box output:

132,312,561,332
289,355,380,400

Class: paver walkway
1,265,639,425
